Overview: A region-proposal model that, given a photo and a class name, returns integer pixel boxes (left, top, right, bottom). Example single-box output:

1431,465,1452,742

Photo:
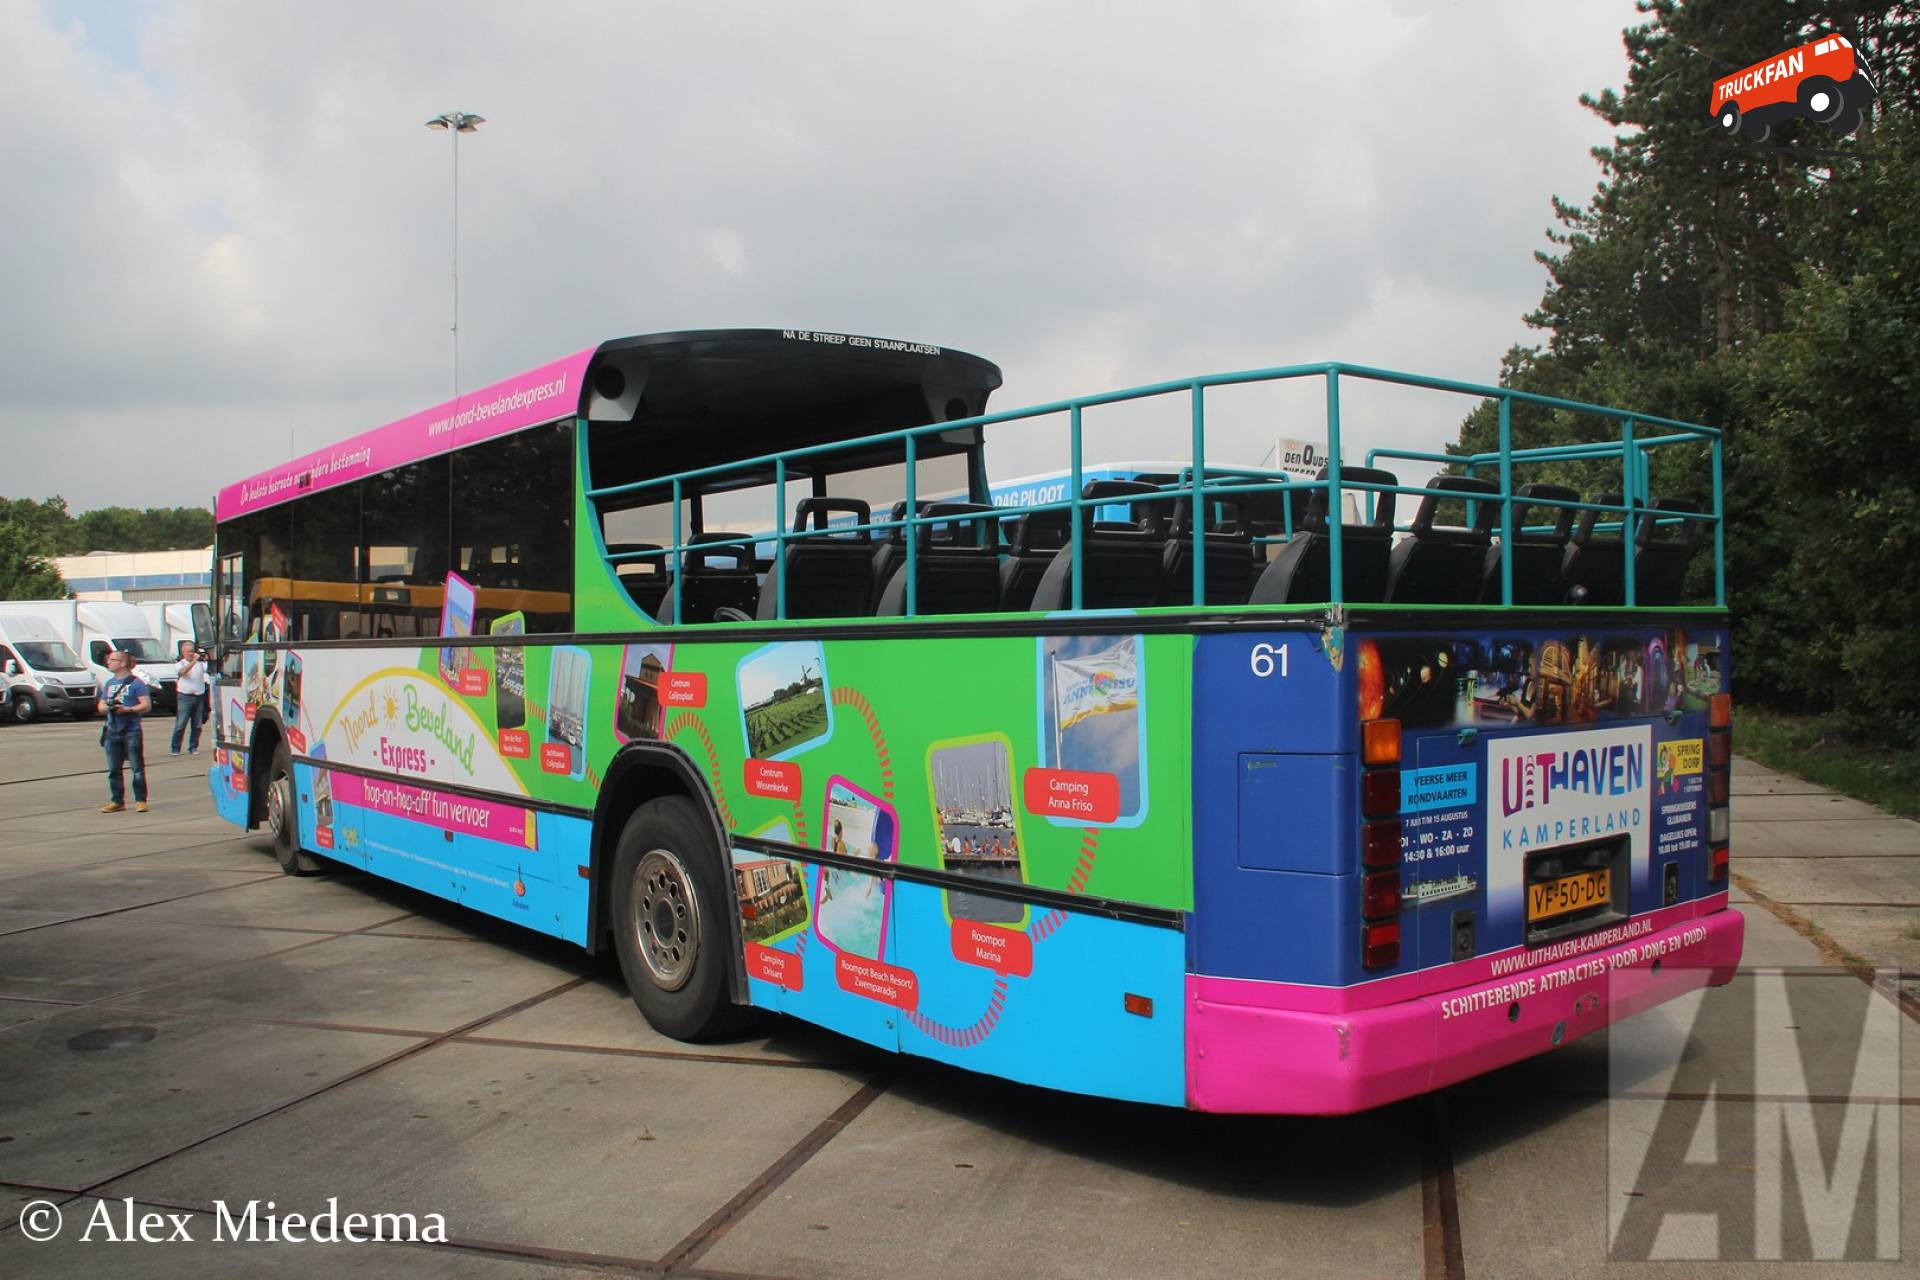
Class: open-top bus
208,328,1741,1114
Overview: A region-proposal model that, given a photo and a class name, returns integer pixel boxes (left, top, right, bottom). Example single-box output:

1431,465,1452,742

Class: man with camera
98,649,151,813
171,639,208,755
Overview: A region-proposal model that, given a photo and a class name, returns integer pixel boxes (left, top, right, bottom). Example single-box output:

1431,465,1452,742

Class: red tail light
1710,693,1731,728
1707,770,1730,807
1362,871,1401,918
1708,729,1731,770
1709,844,1730,882
1362,920,1400,969
1362,819,1403,870
1361,769,1400,818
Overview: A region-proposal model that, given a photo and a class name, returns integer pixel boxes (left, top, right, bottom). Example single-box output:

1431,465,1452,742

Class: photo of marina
929,737,1027,925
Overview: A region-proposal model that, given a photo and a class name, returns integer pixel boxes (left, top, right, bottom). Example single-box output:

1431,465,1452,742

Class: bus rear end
1186,621,1742,1114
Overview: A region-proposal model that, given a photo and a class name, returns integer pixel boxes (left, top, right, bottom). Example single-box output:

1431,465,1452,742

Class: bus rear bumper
1186,906,1745,1115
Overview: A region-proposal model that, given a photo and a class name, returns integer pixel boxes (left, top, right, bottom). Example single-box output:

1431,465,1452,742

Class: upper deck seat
1247,466,1398,605
756,497,874,620
1628,495,1703,606
654,534,759,624
1157,495,1256,606
1475,483,1578,605
1385,476,1499,604
998,507,1071,611
1560,494,1700,606
874,503,1001,616
607,541,671,615
1027,480,1168,612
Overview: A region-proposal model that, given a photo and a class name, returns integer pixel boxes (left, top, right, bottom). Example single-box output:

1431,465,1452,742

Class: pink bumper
1186,905,1745,1115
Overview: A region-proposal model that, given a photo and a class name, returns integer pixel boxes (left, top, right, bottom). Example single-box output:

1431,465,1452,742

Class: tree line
1453,0,1920,746
0,495,213,597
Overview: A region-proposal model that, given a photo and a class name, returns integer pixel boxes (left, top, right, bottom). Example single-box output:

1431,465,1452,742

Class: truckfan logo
1711,33,1876,141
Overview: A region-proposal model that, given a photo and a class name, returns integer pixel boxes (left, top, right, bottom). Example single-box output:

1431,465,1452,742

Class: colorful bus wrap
210,330,1741,1114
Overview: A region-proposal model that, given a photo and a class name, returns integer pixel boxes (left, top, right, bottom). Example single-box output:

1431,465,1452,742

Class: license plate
1527,868,1611,922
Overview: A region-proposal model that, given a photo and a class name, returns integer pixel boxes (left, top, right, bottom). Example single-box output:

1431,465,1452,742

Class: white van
0,613,99,723
0,601,179,712
138,599,215,656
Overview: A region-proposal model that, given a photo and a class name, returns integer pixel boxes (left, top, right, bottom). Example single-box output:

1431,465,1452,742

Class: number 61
1250,642,1289,678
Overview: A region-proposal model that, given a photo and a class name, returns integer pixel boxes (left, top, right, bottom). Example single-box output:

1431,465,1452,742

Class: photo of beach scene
1039,634,1143,822
614,643,670,743
732,820,810,947
814,779,895,959
930,736,1027,926
738,640,830,759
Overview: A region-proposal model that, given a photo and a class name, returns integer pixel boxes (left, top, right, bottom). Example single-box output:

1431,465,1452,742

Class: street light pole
425,111,485,399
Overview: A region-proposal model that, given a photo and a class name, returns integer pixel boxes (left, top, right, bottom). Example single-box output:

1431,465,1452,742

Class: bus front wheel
266,740,322,875
1715,102,1742,136
611,796,744,1041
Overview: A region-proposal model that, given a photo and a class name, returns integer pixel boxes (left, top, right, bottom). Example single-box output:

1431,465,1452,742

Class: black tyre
610,795,744,1041
1714,101,1742,137
1799,76,1845,124
1744,115,1771,143
12,695,38,724
1828,100,1864,137
265,739,322,875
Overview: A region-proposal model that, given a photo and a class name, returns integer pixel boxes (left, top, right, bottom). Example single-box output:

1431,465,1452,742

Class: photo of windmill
738,641,830,759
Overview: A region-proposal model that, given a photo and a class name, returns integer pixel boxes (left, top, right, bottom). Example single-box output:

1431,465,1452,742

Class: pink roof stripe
214,345,599,522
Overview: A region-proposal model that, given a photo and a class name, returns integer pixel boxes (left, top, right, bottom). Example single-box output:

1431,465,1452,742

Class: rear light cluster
1707,693,1732,883
1360,717,1403,968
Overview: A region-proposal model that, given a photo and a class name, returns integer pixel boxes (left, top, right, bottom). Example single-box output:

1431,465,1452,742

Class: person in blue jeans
98,650,151,813
170,640,207,754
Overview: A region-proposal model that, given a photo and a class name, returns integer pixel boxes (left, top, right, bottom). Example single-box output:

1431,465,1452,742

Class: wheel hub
633,848,700,991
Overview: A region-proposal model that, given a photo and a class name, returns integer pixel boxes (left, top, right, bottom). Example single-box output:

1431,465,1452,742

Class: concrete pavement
0,719,1914,1278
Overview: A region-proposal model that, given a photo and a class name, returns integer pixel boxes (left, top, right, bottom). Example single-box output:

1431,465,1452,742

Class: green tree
0,518,68,597
1455,0,1920,742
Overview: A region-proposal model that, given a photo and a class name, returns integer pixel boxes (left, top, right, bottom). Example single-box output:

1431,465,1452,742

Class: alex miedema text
79,1198,448,1244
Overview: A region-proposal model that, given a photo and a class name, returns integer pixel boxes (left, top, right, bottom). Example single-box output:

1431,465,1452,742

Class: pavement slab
0,1006,421,1189
102,1038,873,1261
703,1068,1426,1280
1732,819,1920,859
1737,856,1920,908
113,932,592,1034
0,914,315,1004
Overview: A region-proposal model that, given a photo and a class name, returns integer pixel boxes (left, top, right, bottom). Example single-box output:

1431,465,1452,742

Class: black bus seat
998,507,1071,611
1027,480,1167,612
874,502,1000,616
607,541,670,615
1477,483,1578,604
1385,475,1499,604
757,497,873,620
655,535,759,623
1248,466,1398,605
1631,495,1703,606
1157,494,1256,606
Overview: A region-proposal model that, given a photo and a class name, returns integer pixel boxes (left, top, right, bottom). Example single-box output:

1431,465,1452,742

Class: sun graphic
384,691,400,723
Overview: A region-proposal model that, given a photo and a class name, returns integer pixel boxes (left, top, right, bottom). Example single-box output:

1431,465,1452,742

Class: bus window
293,480,363,640
363,456,450,590
452,421,573,632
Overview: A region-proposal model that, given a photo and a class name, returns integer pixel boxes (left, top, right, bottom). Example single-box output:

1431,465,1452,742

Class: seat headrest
1008,507,1070,552
793,496,872,537
1303,465,1397,530
1514,484,1580,544
1410,475,1499,536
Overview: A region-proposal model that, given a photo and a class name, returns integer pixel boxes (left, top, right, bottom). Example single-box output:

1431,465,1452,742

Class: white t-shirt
176,657,208,696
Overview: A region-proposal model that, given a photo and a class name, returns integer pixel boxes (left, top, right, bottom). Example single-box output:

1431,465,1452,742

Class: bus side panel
891,881,1187,1107
1190,627,1357,986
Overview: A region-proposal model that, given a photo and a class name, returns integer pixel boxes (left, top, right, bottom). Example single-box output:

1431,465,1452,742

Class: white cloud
1,0,1643,510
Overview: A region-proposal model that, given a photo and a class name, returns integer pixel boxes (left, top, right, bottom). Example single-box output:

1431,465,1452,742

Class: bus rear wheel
611,796,744,1041
1800,76,1845,124
1715,102,1742,137
266,740,322,875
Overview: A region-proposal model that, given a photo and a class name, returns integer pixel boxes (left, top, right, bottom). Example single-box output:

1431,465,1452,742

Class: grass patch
1735,706,1920,819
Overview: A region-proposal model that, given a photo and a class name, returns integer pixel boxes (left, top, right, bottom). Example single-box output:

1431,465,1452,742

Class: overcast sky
2,0,1644,514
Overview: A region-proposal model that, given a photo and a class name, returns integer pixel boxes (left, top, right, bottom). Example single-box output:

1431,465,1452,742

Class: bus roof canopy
215,328,999,523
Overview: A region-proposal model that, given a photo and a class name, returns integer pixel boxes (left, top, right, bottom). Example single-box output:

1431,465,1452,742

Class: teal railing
584,361,1725,621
